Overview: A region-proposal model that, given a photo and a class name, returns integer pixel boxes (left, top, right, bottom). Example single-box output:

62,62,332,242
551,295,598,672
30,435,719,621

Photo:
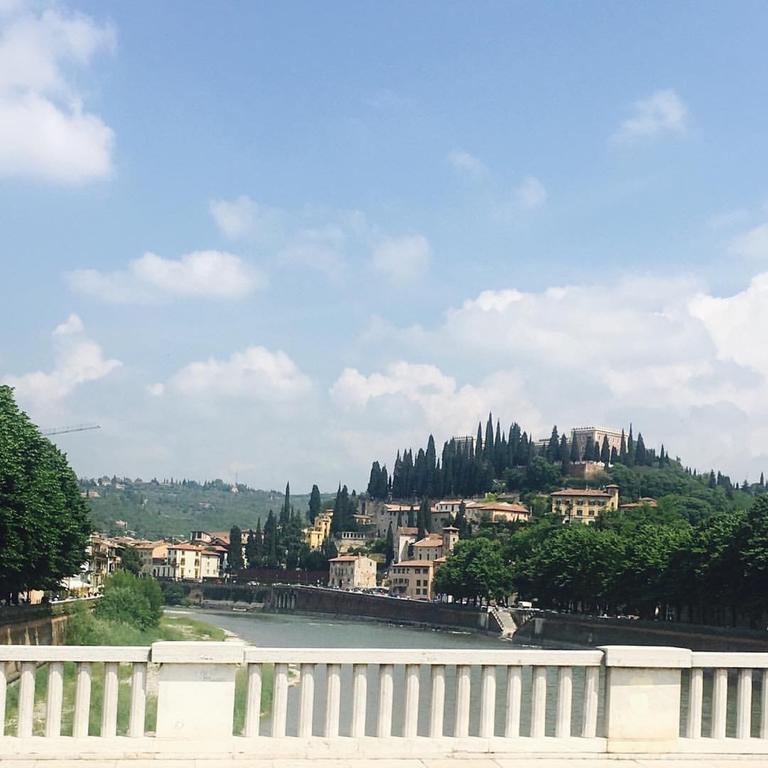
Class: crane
41,424,101,437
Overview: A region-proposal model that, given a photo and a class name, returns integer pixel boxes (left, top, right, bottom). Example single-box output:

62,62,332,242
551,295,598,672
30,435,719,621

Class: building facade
328,555,377,589
550,484,620,524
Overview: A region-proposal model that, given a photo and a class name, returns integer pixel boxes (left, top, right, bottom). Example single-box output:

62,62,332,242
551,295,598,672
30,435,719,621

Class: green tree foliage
244,529,258,568
385,522,395,565
0,385,91,599
308,484,322,523
95,571,162,630
120,546,142,576
434,538,513,602
227,525,244,573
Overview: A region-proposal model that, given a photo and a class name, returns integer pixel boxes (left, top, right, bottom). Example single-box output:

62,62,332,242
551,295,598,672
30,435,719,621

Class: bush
95,572,162,630
160,581,187,605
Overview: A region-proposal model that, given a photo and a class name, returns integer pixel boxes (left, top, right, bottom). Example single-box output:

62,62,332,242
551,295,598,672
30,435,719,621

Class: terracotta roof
474,501,529,513
392,560,434,568
396,527,419,535
413,538,442,548
329,555,359,562
551,488,611,498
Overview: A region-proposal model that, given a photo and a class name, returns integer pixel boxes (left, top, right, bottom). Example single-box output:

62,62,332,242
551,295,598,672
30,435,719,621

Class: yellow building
306,510,333,550
160,544,221,581
389,560,435,600
411,527,459,562
328,555,377,589
134,541,168,578
550,484,620,524
465,501,530,524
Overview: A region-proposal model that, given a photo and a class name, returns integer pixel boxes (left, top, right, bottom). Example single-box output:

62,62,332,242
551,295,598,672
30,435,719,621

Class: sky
4,0,768,492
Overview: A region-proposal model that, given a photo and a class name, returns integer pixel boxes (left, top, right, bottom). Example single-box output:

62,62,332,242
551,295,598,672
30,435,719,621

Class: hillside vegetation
81,477,333,538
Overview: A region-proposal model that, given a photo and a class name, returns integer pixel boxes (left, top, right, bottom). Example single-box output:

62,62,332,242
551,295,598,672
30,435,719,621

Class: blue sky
4,0,768,491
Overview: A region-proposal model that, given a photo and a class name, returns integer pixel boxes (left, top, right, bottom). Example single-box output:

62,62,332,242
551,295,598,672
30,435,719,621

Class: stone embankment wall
0,604,70,647
265,585,493,633
514,610,768,651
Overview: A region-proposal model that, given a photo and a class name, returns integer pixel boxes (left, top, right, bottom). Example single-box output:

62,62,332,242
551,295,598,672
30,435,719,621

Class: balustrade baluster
324,663,341,737
582,667,599,738
530,666,547,738
17,661,35,738
454,664,471,737
271,663,289,737
762,670,768,739
505,666,522,737
101,662,119,737
736,668,753,739
129,662,147,738
686,667,703,739
0,663,6,737
429,665,445,738
479,665,496,738
45,661,64,737
377,664,394,737
711,668,728,739
244,663,262,737
298,663,316,737
555,666,572,738
403,663,420,737
73,662,92,738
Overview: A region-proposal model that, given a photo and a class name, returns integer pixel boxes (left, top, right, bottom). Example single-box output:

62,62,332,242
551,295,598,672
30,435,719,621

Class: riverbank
514,610,768,651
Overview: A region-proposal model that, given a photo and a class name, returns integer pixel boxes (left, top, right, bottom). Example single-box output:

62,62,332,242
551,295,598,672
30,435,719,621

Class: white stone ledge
599,646,692,668
0,645,151,662
242,648,604,666
151,641,244,664
691,652,768,669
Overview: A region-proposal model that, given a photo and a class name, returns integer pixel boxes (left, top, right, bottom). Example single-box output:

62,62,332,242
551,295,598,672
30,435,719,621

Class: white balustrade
4,642,768,757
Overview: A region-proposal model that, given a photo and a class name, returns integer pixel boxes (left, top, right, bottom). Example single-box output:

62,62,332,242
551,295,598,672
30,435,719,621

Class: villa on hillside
550,484,620,524
328,555,377,590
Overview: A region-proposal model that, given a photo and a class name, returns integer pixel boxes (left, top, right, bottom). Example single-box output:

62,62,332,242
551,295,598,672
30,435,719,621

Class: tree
385,522,395,565
434,538,513,603
245,529,258,568
569,432,580,463
227,526,244,574
95,571,162,630
600,436,611,468
120,546,142,576
546,426,560,463
280,482,291,525
0,385,91,600
308,484,322,522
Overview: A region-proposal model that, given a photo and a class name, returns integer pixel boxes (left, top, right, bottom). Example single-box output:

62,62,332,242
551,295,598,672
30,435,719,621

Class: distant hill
80,477,334,538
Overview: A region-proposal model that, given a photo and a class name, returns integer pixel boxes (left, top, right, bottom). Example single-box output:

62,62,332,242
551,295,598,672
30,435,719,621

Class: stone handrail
1,643,768,758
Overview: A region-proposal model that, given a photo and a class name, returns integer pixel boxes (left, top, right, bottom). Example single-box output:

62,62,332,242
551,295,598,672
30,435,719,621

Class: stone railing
2,643,768,758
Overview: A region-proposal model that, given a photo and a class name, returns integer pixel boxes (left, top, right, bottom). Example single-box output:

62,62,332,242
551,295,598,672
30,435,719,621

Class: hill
80,477,334,539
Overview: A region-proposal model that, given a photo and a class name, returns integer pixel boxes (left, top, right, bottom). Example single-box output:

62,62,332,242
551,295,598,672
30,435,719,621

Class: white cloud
690,272,768,377
513,175,547,210
154,346,312,401
209,196,287,242
614,89,688,143
0,6,115,183
53,312,83,336
3,315,120,409
331,362,542,440
371,234,431,285
728,223,768,261
68,250,264,303
447,149,488,179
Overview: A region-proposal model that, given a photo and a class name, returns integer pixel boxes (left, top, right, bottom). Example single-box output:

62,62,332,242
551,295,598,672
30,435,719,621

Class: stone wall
265,585,492,633
514,610,768,651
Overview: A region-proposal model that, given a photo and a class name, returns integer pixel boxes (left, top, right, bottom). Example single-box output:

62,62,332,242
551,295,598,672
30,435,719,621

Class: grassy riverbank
3,608,272,735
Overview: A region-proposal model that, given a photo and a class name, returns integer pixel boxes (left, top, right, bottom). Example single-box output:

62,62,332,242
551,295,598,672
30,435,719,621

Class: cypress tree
546,426,560,463
385,522,395,565
245,529,258,568
619,429,627,463
635,433,647,464
475,422,484,460
484,413,494,461
569,431,580,462
280,482,291,525
227,526,244,574
308,484,322,522
627,425,635,466
600,435,610,467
